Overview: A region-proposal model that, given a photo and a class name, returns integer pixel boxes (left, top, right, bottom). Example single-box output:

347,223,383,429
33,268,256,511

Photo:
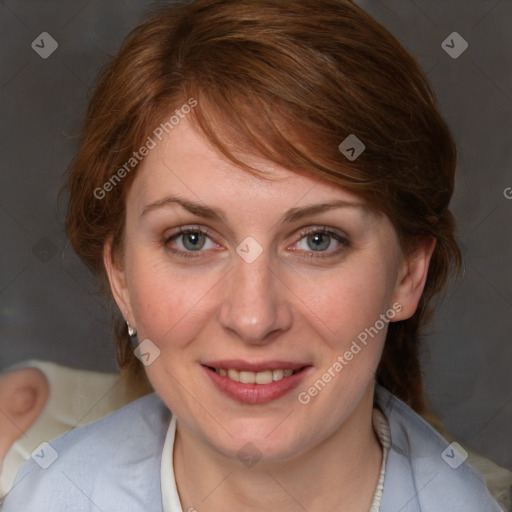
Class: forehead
130,117,366,209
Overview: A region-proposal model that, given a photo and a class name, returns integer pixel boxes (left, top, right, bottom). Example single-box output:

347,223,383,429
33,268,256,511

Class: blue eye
179,231,207,251
294,228,348,257
304,232,332,251
164,226,349,261
165,228,218,258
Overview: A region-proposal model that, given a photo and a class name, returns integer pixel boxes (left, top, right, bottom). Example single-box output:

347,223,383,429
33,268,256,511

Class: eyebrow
141,195,368,224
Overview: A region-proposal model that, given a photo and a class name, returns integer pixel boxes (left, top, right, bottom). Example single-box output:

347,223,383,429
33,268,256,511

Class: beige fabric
0,360,135,497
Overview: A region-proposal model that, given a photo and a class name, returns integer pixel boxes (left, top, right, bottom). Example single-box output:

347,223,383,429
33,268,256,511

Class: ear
391,236,436,321
0,368,49,459
103,236,135,326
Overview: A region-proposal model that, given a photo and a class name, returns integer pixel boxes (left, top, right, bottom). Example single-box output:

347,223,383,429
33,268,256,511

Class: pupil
308,233,329,251
184,232,205,250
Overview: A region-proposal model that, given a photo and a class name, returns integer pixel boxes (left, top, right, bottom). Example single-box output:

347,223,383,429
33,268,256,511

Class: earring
127,322,137,337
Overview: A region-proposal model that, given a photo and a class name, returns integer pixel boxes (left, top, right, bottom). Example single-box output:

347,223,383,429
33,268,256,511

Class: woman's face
105,118,432,463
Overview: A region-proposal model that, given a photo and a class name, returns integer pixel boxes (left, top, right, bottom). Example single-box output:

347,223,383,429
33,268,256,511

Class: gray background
1,0,511,469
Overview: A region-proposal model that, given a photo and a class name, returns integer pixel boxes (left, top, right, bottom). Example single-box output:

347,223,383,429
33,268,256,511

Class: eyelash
163,226,349,260
164,226,219,260
294,227,349,259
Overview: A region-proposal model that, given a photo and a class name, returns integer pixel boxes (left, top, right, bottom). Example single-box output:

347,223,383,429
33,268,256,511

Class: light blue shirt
1,384,503,511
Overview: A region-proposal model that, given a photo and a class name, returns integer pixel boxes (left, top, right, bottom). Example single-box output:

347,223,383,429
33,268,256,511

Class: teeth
228,369,240,382
215,367,298,384
255,371,273,385
272,369,284,381
239,371,255,384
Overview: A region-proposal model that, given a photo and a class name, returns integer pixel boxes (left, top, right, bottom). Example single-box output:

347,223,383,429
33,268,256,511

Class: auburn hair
65,0,461,413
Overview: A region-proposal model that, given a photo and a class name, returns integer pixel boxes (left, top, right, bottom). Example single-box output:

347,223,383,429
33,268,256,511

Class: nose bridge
219,250,291,343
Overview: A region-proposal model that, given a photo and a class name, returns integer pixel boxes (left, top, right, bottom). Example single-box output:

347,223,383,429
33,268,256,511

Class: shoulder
375,385,503,512
2,392,171,512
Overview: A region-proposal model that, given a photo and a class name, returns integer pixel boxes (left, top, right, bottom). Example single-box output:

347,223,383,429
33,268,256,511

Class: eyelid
165,224,219,243
295,225,348,240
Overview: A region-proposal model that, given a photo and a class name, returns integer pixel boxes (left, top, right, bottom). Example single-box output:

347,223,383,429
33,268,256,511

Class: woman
2,0,503,510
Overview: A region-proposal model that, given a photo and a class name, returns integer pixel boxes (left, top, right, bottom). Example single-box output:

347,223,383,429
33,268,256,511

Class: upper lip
202,360,311,372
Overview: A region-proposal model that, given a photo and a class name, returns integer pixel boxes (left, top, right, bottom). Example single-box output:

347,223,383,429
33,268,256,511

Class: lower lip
203,365,312,404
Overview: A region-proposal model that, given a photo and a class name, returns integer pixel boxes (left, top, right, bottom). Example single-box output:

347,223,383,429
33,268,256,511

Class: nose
218,251,293,345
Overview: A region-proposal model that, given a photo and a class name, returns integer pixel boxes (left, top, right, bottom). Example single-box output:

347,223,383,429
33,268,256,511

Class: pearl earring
127,322,137,337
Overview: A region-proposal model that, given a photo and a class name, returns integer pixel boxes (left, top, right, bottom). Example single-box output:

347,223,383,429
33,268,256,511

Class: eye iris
307,233,330,251
183,231,206,251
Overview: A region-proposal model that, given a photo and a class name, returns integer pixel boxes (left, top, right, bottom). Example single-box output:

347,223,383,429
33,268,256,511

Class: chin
214,435,305,467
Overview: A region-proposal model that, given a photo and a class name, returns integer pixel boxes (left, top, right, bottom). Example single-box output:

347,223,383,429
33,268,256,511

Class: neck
173,383,382,512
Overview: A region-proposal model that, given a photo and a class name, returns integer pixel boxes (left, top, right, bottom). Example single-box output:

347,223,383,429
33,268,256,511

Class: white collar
161,414,183,512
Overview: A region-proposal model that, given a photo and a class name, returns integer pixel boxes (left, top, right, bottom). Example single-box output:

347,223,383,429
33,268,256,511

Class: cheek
126,252,219,346
299,260,396,344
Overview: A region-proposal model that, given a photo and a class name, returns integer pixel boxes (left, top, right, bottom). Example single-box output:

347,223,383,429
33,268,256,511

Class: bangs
181,82,377,190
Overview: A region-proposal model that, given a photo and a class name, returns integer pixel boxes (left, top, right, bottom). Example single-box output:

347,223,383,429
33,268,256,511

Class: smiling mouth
205,366,306,384
203,363,312,404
